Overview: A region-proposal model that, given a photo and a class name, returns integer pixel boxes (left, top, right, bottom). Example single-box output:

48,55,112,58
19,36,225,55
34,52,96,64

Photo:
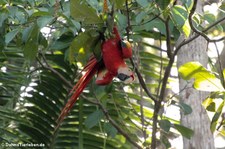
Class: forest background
1,0,225,149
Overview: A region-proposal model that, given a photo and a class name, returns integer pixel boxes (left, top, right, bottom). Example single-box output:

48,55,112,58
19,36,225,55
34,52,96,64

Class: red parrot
55,26,134,129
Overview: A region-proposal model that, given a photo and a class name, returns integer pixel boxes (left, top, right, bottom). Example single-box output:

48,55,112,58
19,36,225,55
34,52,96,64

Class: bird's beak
117,73,135,84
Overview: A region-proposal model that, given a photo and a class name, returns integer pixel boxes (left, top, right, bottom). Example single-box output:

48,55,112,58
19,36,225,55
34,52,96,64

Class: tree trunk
177,1,215,149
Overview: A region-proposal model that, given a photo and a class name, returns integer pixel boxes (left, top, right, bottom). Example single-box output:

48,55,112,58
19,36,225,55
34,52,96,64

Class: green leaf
70,0,103,24
161,134,171,148
5,29,20,45
137,0,149,7
170,5,190,37
179,102,192,115
181,0,193,11
204,13,216,24
219,2,225,11
159,119,171,132
202,97,213,109
85,110,104,129
178,61,225,91
112,0,126,9
173,124,194,139
156,0,170,10
69,30,100,64
223,69,225,78
37,16,54,28
206,102,216,112
211,101,225,132
94,86,107,100
31,11,51,17
135,11,147,24
142,19,166,34
115,13,127,30
93,40,102,61
23,24,40,61
104,122,118,138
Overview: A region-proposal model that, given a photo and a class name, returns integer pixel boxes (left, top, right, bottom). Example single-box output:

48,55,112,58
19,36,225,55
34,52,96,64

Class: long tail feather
55,56,99,129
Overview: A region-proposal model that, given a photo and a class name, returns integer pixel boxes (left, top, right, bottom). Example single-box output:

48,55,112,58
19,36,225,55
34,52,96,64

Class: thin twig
125,0,131,38
165,17,172,58
125,0,157,103
37,54,73,88
214,42,225,88
156,35,163,98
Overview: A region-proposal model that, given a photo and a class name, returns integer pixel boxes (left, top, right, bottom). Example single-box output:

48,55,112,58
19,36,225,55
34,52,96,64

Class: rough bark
177,1,215,149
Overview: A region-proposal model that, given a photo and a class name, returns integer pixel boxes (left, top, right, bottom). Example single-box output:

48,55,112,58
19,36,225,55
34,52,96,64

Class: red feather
102,38,126,75
56,56,99,128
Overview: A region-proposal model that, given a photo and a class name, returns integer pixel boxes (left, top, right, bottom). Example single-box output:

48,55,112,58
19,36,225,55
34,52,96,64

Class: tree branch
36,54,73,88
188,0,225,42
174,7,225,56
165,17,172,58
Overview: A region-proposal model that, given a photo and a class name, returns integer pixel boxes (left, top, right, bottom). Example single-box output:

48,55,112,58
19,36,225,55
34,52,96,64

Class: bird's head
121,40,132,59
117,66,135,83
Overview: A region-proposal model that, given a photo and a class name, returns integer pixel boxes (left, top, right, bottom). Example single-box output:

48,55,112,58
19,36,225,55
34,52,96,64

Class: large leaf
173,124,194,139
69,30,100,64
70,0,103,24
136,0,149,7
181,0,193,11
178,61,224,91
170,5,190,37
112,0,126,8
84,110,104,129
159,119,171,132
5,29,20,45
155,0,171,10
178,102,192,115
23,24,40,61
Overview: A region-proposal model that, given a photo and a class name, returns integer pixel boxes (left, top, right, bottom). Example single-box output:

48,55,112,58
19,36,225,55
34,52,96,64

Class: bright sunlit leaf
202,98,216,112
178,62,224,92
211,101,225,132
170,5,190,37
223,69,225,78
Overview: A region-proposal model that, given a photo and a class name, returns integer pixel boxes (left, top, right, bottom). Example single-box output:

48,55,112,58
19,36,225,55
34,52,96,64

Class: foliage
178,62,224,92
0,0,225,149
179,62,225,137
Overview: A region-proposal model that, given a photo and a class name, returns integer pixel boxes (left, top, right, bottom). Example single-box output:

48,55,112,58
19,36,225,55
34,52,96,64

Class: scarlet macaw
56,26,134,128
